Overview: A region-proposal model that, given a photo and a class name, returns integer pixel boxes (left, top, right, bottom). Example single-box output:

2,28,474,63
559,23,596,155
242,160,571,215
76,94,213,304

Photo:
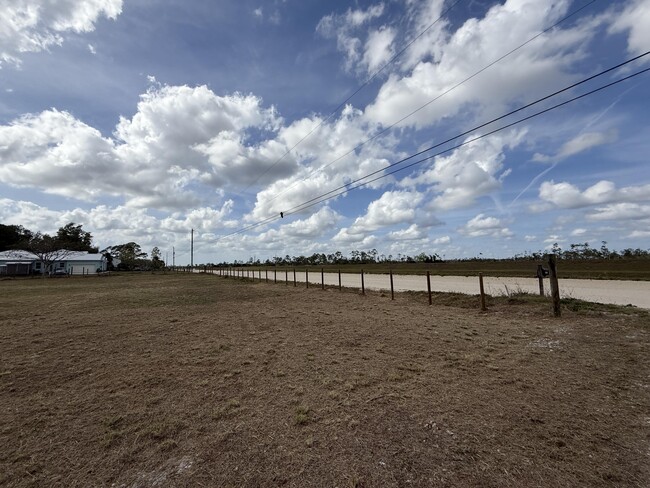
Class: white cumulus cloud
459,214,513,238
364,0,597,130
587,203,650,222
0,0,122,66
400,130,524,210
538,180,650,209
317,3,388,76
609,0,650,58
0,84,294,210
347,190,425,234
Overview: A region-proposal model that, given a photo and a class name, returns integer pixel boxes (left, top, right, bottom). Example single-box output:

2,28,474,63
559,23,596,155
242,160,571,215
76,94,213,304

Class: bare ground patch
1,273,649,487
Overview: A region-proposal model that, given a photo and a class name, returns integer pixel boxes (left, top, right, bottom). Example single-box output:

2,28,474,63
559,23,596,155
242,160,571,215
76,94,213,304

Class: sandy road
203,268,649,308
251,270,650,309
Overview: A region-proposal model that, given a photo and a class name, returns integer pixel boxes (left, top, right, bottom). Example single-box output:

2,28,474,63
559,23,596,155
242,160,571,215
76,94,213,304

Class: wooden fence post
361,269,365,295
265,269,268,283
427,271,432,306
306,269,309,288
293,268,296,287
338,269,341,291
286,269,288,285
548,254,561,317
390,269,394,300
479,272,487,312
321,268,325,290
274,269,277,284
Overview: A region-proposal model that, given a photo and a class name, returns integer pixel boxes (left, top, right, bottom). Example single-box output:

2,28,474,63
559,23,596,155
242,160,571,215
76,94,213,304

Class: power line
265,0,599,205
215,54,649,241
284,67,650,217
241,0,466,193
282,51,650,216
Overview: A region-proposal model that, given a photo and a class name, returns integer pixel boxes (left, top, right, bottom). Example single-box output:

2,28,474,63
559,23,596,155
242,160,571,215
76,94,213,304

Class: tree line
207,241,649,268
207,249,443,268
511,241,650,261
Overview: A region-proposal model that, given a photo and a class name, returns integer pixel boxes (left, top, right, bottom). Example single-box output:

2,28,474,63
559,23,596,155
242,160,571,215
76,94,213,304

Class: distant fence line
172,257,563,316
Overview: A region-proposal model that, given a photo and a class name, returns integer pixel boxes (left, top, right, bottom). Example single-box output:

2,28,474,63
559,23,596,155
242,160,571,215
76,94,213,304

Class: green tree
600,241,610,259
56,223,97,252
17,232,79,277
0,224,33,251
102,242,148,270
151,246,164,270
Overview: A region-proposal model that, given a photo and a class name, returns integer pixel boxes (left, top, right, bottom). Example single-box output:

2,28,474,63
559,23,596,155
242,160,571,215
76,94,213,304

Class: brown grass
1,273,649,487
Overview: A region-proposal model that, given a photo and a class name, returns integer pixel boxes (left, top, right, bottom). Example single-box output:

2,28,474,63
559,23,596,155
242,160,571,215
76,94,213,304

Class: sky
0,0,649,265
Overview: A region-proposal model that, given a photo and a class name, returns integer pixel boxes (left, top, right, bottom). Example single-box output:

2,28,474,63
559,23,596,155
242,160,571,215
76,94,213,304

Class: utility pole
173,246,175,267
191,229,194,268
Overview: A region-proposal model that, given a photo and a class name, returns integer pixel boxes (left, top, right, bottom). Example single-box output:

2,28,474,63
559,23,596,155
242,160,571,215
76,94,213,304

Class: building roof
0,250,105,262
0,250,35,261
62,252,105,262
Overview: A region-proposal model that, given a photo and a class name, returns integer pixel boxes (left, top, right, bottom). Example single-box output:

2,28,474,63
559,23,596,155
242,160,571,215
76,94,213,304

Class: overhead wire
284,67,650,217
241,0,466,193
265,0,599,205
281,51,650,215
215,52,649,241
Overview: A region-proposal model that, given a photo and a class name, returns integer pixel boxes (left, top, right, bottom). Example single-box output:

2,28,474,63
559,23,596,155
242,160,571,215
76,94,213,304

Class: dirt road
274,271,650,309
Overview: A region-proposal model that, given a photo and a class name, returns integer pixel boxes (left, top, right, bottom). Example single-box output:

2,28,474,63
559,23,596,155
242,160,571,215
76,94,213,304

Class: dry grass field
1,273,649,487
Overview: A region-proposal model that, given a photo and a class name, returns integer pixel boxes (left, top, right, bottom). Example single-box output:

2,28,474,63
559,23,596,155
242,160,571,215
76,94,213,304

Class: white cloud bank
609,0,650,58
400,130,524,211
317,3,391,76
0,197,237,253
459,214,513,238
0,84,289,209
538,180,650,209
363,0,596,130
0,0,122,66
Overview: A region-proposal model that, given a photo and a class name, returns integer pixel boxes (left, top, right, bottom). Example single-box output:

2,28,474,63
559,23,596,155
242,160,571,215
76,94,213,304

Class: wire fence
172,259,563,316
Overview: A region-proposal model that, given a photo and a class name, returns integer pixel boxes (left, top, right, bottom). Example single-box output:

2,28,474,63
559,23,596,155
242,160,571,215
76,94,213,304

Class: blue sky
0,0,649,265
